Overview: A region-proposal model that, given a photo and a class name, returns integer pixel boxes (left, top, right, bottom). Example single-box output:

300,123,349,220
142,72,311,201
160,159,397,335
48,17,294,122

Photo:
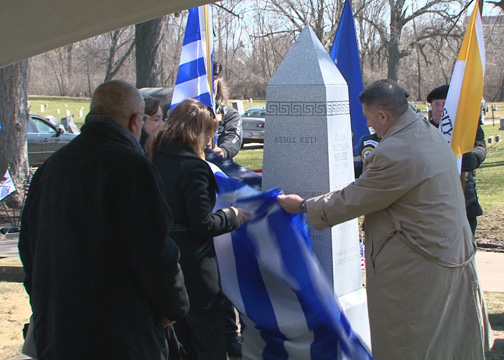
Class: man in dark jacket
211,77,243,159
427,84,487,236
18,80,189,360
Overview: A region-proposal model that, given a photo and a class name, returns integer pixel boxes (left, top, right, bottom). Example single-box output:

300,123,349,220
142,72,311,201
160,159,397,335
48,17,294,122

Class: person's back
363,113,473,260
357,111,489,359
19,81,189,360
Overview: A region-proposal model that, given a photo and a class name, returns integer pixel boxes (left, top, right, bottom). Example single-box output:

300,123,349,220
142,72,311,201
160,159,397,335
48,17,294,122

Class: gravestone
262,26,370,348
46,115,59,126
61,117,80,134
232,100,244,115
500,117,504,130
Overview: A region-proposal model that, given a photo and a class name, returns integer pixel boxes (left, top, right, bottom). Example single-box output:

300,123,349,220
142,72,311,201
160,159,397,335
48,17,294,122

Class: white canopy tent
0,0,213,69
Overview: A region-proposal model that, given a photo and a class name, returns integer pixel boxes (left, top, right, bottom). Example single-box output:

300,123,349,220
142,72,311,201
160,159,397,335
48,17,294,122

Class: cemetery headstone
46,116,59,126
262,26,370,348
232,101,244,115
61,117,80,134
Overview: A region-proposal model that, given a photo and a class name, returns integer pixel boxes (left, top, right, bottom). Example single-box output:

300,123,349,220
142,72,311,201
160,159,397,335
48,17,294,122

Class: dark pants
468,216,477,238
174,306,227,360
223,296,239,346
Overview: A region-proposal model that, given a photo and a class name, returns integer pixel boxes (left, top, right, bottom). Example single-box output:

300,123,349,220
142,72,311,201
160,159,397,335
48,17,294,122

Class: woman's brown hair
144,96,162,117
147,98,217,159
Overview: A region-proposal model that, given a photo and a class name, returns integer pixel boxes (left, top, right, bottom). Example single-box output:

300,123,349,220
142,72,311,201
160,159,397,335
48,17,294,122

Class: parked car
28,114,78,167
241,106,265,144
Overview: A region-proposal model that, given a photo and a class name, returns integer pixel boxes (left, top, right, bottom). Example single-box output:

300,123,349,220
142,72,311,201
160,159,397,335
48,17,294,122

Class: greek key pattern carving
266,101,349,116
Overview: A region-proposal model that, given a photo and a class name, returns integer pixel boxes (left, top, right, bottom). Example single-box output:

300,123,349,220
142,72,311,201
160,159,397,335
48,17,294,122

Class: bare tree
104,29,136,82
43,45,75,96
18,0,504,104
135,18,164,88
158,13,187,87
262,0,345,46
0,60,31,208
487,0,504,11
355,0,467,81
483,15,504,101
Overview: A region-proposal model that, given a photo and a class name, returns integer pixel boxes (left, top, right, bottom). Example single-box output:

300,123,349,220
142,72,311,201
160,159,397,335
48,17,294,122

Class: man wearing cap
427,84,487,237
278,79,493,359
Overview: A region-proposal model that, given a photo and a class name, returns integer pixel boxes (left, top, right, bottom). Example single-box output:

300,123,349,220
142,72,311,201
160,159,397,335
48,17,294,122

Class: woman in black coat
147,99,249,360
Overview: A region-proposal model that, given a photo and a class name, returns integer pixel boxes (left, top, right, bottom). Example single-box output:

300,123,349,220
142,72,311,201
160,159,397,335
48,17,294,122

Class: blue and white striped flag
1,169,16,201
208,162,372,360
171,5,214,112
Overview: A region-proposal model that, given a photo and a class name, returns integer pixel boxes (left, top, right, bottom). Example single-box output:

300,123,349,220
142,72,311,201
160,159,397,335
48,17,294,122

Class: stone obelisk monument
262,26,370,347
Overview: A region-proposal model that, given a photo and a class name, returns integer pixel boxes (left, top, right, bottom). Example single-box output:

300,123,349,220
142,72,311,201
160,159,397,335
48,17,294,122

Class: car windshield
243,108,265,117
31,118,57,135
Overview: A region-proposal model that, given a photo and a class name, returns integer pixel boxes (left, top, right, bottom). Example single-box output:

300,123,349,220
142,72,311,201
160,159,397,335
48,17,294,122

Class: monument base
337,287,371,350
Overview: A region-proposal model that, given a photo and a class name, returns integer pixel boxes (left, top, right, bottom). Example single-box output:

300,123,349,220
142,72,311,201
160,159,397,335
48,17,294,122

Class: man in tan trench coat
278,79,493,360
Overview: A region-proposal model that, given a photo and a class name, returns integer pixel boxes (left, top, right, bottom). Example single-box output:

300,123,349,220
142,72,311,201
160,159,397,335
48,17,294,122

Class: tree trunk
387,5,402,82
387,41,401,81
0,60,31,209
135,18,163,88
499,76,504,101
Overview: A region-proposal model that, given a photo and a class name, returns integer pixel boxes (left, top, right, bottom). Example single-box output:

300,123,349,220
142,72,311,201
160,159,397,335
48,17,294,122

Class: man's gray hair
90,80,144,121
359,79,409,118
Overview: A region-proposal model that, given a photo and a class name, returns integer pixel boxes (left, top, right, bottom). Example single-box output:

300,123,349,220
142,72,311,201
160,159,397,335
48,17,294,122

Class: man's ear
378,110,389,126
128,113,140,133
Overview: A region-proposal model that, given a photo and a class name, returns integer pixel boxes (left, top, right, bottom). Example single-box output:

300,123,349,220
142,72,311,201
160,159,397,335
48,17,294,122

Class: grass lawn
29,95,90,129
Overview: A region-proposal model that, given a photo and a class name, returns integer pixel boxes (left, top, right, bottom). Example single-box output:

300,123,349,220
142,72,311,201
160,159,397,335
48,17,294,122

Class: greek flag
0,169,16,201
171,5,214,112
208,162,372,360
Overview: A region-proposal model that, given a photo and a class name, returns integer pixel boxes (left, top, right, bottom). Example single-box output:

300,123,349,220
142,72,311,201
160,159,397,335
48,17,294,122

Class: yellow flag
440,3,485,159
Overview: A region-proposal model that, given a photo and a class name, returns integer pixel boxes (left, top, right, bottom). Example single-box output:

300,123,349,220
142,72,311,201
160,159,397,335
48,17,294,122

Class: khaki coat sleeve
306,141,415,230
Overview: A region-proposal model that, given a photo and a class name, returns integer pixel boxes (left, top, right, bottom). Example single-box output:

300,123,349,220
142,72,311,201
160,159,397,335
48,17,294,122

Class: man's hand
231,207,251,227
277,194,304,213
212,146,225,158
162,318,175,328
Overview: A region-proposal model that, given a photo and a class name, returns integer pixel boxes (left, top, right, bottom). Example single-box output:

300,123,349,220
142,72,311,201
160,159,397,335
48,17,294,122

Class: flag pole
463,0,482,190
203,4,214,103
